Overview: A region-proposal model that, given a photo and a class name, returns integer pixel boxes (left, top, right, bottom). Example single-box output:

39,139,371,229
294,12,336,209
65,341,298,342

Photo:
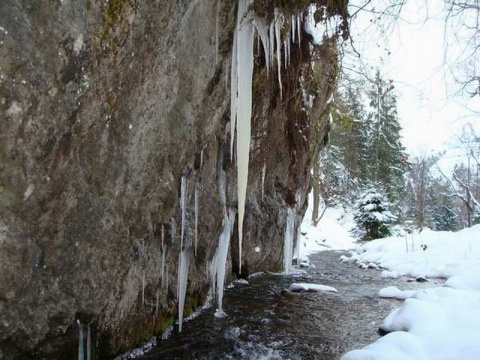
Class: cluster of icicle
231,0,303,275
172,1,305,333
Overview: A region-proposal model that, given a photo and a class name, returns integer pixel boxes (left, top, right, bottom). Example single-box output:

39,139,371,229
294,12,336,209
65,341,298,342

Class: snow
299,193,356,261
378,286,416,300
288,282,338,293
341,225,480,360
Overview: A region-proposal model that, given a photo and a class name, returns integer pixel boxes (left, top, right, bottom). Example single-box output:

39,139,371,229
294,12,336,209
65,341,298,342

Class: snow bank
345,226,480,281
288,282,338,293
342,225,480,360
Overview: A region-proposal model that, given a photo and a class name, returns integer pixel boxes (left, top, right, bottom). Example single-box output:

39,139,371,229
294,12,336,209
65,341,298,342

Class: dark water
134,250,439,360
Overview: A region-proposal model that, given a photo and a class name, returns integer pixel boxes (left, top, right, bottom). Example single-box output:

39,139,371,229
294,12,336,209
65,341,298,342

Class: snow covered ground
340,226,480,360
298,195,356,261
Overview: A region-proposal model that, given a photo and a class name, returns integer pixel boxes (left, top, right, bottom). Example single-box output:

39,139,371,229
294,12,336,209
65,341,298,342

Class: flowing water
134,250,441,360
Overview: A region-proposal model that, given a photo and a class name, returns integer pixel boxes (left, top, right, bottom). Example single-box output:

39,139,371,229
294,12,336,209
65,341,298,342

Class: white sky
347,0,480,163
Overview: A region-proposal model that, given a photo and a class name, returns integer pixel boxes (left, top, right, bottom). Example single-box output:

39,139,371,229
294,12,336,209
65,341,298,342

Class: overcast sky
347,0,480,163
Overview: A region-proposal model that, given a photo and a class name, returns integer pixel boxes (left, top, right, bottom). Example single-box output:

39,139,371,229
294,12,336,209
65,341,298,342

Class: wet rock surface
136,250,440,360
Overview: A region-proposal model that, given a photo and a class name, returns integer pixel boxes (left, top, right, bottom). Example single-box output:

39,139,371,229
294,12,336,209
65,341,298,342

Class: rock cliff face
0,0,343,358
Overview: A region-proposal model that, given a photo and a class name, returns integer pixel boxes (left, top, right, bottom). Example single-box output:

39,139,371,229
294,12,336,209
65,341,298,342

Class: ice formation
77,320,84,360
253,16,270,72
180,175,187,249
284,208,295,274
170,218,176,244
229,2,303,274
231,0,254,274
177,246,190,332
194,185,199,256
161,225,166,281
261,163,266,199
230,22,238,161
142,269,146,305
86,326,91,360
210,209,236,318
274,8,283,99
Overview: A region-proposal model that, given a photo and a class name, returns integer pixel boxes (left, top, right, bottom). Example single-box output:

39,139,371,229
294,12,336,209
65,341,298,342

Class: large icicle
230,21,238,161
211,209,236,318
283,208,295,274
274,8,283,99
232,0,254,274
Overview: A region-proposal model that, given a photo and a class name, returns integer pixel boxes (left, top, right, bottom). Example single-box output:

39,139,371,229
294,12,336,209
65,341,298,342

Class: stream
133,250,440,360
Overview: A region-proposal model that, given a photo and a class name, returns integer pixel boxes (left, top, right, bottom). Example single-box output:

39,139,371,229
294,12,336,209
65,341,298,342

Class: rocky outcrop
0,0,344,358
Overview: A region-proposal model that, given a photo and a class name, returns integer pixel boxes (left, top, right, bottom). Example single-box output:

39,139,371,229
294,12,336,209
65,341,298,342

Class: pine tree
365,70,407,201
354,186,397,241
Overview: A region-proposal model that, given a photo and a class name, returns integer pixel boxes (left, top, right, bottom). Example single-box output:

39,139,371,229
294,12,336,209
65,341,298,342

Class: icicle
230,21,238,162
161,225,165,277
213,209,236,318
86,326,91,360
225,58,230,91
200,149,204,169
194,185,199,256
253,16,270,72
218,168,227,215
287,36,291,66
170,218,176,244
294,216,302,265
232,0,254,274
163,265,169,291
284,38,288,69
283,208,295,274
261,163,266,200
274,8,283,99
77,320,84,360
297,14,301,46
177,246,190,332
269,23,275,67
180,175,187,249
142,269,146,305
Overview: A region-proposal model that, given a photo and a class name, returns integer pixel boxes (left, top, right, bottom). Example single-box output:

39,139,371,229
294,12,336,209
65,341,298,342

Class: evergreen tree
365,70,407,201
353,186,397,241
